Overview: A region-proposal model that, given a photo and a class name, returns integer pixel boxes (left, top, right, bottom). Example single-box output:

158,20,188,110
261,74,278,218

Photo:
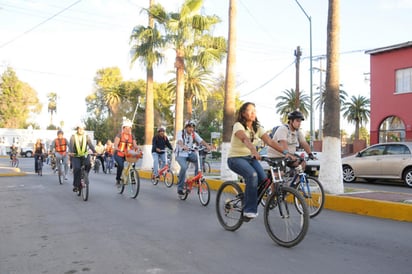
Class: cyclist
175,120,212,196
267,110,314,169
95,140,106,173
227,102,295,219
69,123,96,192
10,144,18,159
50,130,69,180
104,139,114,171
151,127,173,179
113,118,139,187
34,139,46,173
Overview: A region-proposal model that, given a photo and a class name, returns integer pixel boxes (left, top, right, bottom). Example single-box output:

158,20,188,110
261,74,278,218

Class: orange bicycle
151,149,174,188
179,147,210,206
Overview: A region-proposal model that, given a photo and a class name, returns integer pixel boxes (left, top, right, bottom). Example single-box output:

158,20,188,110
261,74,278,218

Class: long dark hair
236,102,260,132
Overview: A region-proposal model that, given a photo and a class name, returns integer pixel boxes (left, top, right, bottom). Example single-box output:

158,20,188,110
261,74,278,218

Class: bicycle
199,149,211,174
56,156,64,185
151,149,174,188
215,156,309,248
285,154,325,218
179,146,210,206
117,150,142,199
35,154,43,176
76,157,90,201
10,153,19,168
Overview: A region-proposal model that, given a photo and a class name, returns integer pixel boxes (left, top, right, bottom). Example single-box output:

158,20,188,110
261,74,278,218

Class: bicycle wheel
295,176,325,218
118,172,125,194
58,162,63,185
82,172,89,201
215,181,244,231
198,179,210,206
202,161,211,174
129,168,140,199
151,169,159,185
38,159,43,176
164,170,174,188
264,186,309,247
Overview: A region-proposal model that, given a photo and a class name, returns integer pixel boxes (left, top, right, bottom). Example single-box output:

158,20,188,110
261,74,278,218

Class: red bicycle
151,149,174,188
179,146,210,206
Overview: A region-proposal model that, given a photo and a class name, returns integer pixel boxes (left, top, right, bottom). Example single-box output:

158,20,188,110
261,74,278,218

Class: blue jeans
227,156,267,214
114,153,125,181
152,152,166,176
176,153,198,192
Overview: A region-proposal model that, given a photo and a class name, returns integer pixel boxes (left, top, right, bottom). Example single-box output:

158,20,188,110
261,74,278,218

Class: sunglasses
250,130,255,143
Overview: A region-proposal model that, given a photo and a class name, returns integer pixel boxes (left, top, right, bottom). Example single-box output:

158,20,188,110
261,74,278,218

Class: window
379,116,405,143
395,68,412,93
385,145,410,155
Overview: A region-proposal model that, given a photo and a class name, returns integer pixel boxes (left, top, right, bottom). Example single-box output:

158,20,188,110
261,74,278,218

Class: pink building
366,41,412,144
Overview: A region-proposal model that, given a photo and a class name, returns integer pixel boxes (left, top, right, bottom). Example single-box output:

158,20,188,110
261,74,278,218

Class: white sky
1,0,412,135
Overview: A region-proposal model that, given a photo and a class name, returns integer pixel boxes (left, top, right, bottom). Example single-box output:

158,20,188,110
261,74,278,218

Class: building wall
369,46,412,144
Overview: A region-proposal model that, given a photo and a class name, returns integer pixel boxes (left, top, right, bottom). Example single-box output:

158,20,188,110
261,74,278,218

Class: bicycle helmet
184,120,196,128
57,130,64,135
122,118,133,128
287,110,305,121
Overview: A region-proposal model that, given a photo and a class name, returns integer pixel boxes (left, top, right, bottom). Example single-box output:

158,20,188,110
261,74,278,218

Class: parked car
342,142,412,187
20,146,34,157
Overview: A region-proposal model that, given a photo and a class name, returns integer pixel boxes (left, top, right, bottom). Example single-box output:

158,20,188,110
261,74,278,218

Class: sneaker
64,176,68,180
244,212,258,219
72,187,78,192
178,190,184,196
115,180,121,187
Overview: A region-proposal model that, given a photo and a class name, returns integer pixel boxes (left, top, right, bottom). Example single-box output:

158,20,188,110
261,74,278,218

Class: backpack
269,124,301,143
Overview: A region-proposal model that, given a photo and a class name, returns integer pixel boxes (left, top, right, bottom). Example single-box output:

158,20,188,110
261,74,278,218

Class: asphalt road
0,159,411,274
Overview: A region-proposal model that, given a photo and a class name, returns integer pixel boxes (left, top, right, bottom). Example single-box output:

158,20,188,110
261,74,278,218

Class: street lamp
294,0,314,148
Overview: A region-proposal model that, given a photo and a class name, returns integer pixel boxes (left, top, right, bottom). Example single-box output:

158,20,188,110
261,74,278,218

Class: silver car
342,142,412,187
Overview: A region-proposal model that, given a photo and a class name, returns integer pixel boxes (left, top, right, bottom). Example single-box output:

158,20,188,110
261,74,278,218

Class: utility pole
294,46,301,110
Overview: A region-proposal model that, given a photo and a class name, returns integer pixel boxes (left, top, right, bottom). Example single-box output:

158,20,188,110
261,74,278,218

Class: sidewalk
1,158,411,222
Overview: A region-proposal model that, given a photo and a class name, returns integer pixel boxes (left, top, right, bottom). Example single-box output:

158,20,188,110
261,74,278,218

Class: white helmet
122,118,133,128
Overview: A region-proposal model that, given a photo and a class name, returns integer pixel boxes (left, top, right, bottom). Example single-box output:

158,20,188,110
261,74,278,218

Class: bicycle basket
125,150,143,163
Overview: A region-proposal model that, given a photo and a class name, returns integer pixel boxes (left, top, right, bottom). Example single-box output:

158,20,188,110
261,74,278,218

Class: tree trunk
222,0,238,180
319,0,344,194
140,0,155,170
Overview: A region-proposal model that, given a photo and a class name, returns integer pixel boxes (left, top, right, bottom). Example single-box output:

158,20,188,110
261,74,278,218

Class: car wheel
26,151,33,158
342,165,356,183
403,168,412,187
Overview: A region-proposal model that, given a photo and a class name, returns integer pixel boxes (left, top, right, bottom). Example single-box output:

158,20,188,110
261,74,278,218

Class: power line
0,0,83,49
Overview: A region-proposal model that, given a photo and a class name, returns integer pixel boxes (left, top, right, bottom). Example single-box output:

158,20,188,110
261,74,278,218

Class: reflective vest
106,145,114,156
116,132,133,157
74,134,87,157
54,138,67,153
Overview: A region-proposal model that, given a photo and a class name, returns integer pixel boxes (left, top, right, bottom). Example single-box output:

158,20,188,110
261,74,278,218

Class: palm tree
342,95,370,140
47,92,57,127
222,0,237,180
130,0,165,169
314,84,348,139
275,88,310,122
149,0,226,140
167,60,213,120
320,0,343,194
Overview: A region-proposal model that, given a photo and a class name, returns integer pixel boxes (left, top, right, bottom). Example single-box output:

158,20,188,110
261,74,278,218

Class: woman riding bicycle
151,127,173,179
34,139,46,173
227,102,295,219
69,123,96,192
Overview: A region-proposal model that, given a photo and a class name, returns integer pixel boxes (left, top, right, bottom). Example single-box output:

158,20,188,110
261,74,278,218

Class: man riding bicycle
69,123,96,192
51,130,69,180
267,110,314,169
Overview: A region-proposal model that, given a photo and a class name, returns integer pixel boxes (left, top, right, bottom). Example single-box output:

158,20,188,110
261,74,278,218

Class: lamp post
294,0,314,148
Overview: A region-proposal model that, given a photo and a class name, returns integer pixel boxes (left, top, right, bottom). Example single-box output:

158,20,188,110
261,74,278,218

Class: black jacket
151,134,172,153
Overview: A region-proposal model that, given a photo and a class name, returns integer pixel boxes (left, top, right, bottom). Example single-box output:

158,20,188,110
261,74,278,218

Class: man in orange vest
113,118,139,186
51,129,69,180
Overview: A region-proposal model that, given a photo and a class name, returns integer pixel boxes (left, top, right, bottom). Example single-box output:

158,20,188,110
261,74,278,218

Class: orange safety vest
116,132,133,157
54,138,67,154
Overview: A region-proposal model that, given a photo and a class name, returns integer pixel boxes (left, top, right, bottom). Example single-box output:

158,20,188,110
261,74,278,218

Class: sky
1,0,412,136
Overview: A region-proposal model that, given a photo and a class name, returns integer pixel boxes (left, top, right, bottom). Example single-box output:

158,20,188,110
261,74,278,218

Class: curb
139,170,412,222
